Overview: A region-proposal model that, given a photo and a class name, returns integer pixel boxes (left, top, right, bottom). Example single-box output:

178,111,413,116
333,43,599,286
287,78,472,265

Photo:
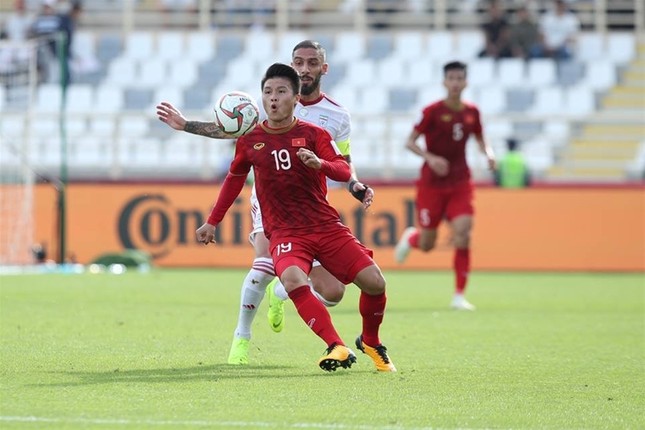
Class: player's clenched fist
196,223,217,245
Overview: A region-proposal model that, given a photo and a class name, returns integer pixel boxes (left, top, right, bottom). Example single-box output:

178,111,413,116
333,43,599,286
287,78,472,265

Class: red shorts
416,180,474,229
270,223,374,285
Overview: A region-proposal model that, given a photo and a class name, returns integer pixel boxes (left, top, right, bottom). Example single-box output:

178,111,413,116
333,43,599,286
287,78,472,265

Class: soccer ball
213,91,259,137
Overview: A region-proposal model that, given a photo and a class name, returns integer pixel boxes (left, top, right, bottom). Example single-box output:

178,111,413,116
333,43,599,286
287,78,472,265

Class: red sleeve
472,106,483,137
314,129,351,182
414,104,434,133
207,172,247,225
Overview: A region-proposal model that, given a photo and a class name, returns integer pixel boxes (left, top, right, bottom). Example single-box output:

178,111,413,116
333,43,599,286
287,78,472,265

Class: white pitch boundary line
0,416,441,430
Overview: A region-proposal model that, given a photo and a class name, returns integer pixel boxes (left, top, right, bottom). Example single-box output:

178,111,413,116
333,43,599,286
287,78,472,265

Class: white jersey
249,93,352,241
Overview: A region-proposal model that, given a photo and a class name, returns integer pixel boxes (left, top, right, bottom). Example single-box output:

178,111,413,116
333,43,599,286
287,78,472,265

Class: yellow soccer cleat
266,279,285,333
227,336,250,365
355,335,397,372
318,343,357,372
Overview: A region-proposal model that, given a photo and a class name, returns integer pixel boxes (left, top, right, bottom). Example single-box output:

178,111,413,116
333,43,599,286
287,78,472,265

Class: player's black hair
292,40,327,62
261,63,300,95
443,61,468,77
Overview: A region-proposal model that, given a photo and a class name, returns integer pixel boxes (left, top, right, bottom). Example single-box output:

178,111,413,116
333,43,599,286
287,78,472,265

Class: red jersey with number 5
413,100,483,187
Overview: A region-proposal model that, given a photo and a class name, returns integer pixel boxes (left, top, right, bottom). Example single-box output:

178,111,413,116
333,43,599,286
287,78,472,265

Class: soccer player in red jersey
156,63,395,372
394,61,496,311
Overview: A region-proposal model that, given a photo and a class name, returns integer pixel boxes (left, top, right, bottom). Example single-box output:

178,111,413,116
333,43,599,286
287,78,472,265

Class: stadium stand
1,1,643,182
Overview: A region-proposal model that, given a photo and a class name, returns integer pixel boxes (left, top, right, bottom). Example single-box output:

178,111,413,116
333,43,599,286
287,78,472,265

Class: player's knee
418,237,436,253
452,231,471,248
321,288,345,304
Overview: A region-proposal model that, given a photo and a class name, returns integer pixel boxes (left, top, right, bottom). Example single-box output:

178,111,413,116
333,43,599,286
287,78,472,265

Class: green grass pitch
1,269,643,429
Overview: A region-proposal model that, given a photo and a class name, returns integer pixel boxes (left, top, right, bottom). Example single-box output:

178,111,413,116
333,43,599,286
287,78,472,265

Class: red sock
409,229,420,248
289,285,343,347
359,292,386,347
454,248,470,294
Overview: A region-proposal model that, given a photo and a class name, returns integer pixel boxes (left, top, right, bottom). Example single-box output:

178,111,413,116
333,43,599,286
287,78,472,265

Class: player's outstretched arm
156,101,236,139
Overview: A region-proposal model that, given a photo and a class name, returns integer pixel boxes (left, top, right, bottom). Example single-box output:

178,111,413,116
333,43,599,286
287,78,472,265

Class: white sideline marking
0,416,437,430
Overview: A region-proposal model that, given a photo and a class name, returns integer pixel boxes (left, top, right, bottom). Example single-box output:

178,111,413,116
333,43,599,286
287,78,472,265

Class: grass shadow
32,363,368,387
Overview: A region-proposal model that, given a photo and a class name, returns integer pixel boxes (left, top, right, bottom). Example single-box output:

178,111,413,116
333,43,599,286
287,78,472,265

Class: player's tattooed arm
184,121,230,139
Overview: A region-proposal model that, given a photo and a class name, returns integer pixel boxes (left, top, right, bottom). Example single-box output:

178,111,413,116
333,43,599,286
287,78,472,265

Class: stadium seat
391,32,425,61
467,58,495,88
542,120,571,142
564,85,596,117
476,86,506,115
454,30,484,60
95,84,125,113
168,61,198,88
366,33,393,60
0,114,25,138
152,86,185,110
583,60,617,91
186,32,216,62
276,31,308,61
606,32,636,64
332,31,366,63
155,32,186,61
522,138,554,173
527,59,557,87
496,58,526,88
343,59,376,88
530,87,565,116
117,137,163,169
65,84,94,114
105,57,138,87
576,32,605,62
118,116,150,137
89,117,117,137
65,118,88,138
136,58,167,88
405,59,435,87
68,137,112,171
329,83,360,113
243,30,276,63
34,84,62,113
375,57,405,87
426,31,454,62
123,31,154,60
359,88,388,114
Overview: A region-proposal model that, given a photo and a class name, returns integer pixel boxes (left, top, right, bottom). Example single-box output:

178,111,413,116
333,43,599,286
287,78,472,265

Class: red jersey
226,119,350,238
414,100,483,187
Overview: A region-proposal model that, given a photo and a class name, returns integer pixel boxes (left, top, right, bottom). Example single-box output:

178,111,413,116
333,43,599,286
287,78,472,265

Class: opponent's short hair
292,40,327,62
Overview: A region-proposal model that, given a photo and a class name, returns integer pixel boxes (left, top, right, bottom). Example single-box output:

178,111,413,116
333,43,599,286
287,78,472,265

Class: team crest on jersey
464,115,475,124
253,142,265,150
291,138,306,147
441,114,452,122
318,115,329,128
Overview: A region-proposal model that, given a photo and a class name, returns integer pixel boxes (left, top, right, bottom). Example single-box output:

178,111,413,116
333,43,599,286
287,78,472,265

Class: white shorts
249,186,320,268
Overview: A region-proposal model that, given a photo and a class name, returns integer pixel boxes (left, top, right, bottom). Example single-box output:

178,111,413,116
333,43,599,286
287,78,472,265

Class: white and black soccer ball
213,91,259,137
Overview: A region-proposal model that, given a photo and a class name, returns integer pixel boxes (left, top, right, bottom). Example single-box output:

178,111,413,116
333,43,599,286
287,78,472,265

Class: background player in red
394,60,496,311
157,63,395,372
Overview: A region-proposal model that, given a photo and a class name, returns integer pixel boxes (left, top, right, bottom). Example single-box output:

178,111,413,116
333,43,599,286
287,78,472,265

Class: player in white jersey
228,40,374,365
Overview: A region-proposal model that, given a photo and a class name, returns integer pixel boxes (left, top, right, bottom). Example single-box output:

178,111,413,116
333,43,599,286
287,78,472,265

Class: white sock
234,257,274,339
274,279,338,307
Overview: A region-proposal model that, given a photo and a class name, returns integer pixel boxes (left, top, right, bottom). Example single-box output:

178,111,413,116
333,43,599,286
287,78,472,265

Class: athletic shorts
416,180,474,229
270,223,374,285
249,188,321,268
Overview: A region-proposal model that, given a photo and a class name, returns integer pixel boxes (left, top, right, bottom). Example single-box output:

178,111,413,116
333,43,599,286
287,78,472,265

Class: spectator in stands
157,0,197,27
366,0,399,29
495,138,531,188
478,0,512,59
509,4,540,59
29,0,70,85
1,0,34,42
533,0,580,60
